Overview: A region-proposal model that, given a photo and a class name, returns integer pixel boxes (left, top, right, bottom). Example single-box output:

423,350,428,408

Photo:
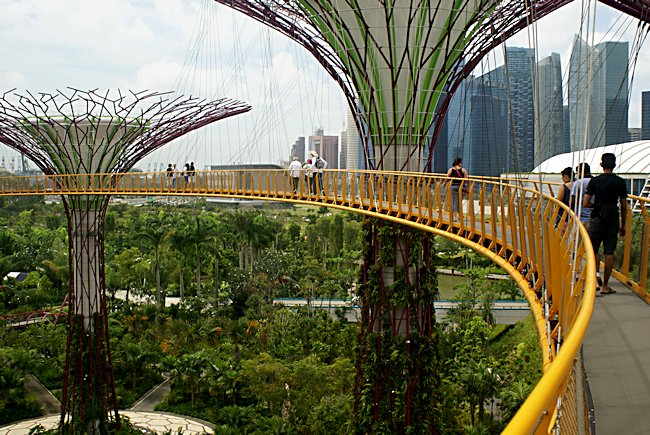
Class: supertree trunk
356,219,439,433
61,196,118,433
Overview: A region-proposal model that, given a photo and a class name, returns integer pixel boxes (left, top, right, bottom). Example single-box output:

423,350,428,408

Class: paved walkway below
24,375,60,414
0,411,214,434
1,375,212,434
583,278,650,435
129,378,171,411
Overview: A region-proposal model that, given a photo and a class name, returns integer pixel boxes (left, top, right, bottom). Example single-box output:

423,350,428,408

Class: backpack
315,157,324,169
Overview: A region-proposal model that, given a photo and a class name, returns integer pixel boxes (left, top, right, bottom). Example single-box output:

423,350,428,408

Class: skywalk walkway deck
584,278,650,434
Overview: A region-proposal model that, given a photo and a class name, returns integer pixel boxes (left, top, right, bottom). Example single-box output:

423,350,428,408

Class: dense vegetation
0,196,541,432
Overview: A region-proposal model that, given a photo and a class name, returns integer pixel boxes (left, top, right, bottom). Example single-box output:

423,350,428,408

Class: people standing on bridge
172,163,178,188
446,157,468,221
288,156,303,194
166,163,174,189
303,158,314,194
583,153,628,296
189,162,196,188
571,162,593,228
183,163,190,188
309,150,327,195
556,167,574,230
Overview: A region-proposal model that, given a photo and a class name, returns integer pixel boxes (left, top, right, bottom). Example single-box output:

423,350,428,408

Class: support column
355,218,439,433
61,196,119,434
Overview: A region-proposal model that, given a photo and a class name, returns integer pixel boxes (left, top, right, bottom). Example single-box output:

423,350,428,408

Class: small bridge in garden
1,168,649,434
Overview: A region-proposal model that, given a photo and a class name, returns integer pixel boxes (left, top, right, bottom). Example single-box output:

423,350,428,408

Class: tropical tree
137,210,172,308
226,211,280,269
168,225,190,299
112,247,150,302
169,317,220,353
114,339,153,390
169,350,212,407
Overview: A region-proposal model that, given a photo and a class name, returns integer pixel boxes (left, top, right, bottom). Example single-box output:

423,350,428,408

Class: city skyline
0,0,648,172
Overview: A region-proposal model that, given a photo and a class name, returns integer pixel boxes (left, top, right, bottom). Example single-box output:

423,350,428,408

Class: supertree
0,88,251,433
211,0,580,431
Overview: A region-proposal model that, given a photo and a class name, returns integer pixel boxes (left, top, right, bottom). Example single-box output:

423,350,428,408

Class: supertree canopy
214,0,577,171
0,88,251,433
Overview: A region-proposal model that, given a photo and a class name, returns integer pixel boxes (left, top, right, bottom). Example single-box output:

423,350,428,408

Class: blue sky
0,0,646,171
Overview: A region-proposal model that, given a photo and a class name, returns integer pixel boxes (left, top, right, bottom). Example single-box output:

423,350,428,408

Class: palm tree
169,350,211,407
226,211,279,269
175,213,218,295
138,211,171,308
170,317,220,352
115,341,151,390
169,223,192,299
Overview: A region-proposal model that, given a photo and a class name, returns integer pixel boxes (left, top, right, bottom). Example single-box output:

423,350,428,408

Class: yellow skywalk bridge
1,169,648,434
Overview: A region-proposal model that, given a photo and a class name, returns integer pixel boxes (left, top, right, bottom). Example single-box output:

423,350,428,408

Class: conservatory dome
533,141,650,174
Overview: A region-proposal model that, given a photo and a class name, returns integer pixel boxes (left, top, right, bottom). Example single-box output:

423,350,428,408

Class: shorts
589,217,619,255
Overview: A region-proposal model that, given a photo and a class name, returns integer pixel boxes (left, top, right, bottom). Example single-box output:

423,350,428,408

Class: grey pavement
0,375,211,434
129,378,171,411
24,374,60,415
583,278,650,435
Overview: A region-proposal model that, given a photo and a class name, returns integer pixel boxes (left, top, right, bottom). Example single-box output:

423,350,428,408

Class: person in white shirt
172,163,179,188
309,150,328,195
287,156,303,194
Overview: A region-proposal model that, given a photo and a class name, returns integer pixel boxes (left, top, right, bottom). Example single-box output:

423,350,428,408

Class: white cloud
0,71,27,88
132,61,183,90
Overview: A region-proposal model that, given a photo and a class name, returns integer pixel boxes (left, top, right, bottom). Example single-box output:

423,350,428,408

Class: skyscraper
641,91,650,140
309,127,339,168
291,136,306,162
503,47,536,172
446,78,471,169
597,41,629,145
339,127,347,169
568,35,603,150
568,36,628,150
345,104,363,170
463,73,510,177
536,53,567,164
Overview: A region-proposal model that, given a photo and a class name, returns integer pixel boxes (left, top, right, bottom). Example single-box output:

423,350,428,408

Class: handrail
1,168,646,433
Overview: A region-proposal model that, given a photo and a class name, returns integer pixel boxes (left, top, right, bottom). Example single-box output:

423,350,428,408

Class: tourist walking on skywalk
571,162,593,229
166,163,174,189
288,156,303,194
583,153,628,296
303,158,314,194
184,163,190,187
309,150,327,195
172,163,178,188
556,167,574,230
446,157,468,221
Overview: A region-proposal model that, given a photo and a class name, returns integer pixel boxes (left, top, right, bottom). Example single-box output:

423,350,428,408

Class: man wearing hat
583,153,628,295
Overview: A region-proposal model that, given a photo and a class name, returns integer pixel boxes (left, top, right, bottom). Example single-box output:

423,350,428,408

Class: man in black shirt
583,153,628,295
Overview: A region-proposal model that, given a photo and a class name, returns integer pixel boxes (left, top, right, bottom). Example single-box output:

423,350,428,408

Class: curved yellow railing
0,169,646,433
